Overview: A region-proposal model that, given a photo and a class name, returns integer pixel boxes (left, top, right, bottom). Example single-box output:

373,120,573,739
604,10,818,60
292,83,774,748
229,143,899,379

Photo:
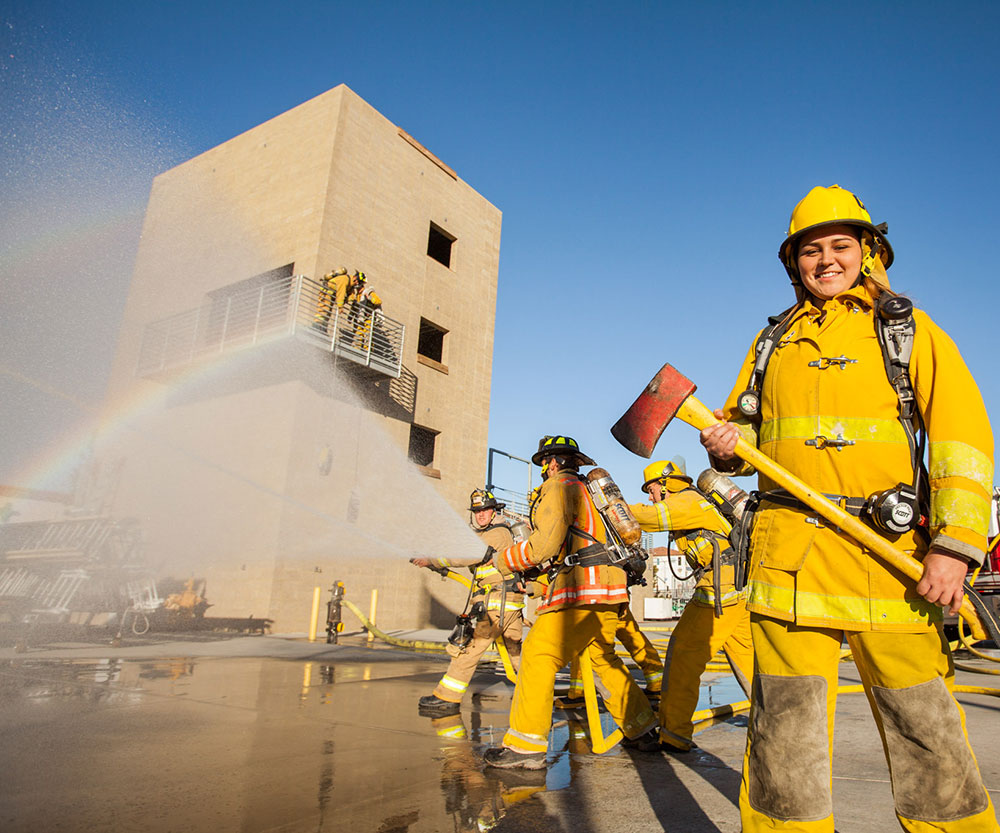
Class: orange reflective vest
496,470,629,614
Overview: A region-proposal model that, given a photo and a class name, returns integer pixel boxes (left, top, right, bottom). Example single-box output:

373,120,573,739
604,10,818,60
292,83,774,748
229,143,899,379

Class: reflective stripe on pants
503,604,656,753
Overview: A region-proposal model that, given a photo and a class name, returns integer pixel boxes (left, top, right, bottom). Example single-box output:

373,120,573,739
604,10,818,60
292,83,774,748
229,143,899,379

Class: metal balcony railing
0,517,122,564
135,275,405,379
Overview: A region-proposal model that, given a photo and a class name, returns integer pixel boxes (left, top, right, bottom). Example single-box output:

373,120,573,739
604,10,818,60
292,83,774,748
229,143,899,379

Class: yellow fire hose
342,599,451,653
346,536,1000,752
342,579,519,685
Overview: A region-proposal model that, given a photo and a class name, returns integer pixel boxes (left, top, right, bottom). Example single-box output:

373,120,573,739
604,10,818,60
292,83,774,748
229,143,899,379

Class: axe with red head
611,363,995,642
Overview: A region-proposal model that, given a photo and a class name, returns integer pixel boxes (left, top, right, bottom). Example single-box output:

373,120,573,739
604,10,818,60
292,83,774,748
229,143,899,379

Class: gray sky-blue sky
2,0,998,503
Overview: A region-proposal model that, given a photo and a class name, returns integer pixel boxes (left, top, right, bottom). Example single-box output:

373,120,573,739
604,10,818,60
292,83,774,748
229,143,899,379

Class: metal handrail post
189,306,201,363
486,448,533,494
220,297,232,352
252,284,265,344
289,275,302,335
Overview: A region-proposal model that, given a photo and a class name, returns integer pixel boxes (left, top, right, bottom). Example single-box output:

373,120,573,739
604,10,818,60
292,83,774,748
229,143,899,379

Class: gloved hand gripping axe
610,362,1000,644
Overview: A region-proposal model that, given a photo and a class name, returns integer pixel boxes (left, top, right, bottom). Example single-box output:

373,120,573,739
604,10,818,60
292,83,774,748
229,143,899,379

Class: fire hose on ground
337,489,1000,752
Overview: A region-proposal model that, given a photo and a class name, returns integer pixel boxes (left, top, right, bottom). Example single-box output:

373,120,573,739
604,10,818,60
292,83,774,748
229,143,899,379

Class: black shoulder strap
874,295,918,455
739,305,797,421
747,294,927,509
874,294,929,508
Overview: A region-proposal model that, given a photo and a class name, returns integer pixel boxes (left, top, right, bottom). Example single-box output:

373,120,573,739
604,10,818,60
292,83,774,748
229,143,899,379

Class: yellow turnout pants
433,609,522,702
567,606,664,697
503,604,656,753
741,615,998,833
660,598,753,751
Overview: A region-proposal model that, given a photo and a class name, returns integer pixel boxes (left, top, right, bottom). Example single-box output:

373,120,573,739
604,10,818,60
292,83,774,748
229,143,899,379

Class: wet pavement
1,628,999,832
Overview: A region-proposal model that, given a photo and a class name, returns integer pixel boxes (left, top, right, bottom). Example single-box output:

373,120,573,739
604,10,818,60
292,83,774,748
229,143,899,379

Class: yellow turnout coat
720,285,993,632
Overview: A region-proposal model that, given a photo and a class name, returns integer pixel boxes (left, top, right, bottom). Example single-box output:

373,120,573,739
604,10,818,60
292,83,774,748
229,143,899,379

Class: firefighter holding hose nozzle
410,489,524,715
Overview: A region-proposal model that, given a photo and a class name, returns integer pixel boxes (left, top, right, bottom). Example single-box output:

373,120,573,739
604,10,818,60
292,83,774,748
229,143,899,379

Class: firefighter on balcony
353,280,385,349
411,489,523,716
702,184,997,832
629,459,753,753
312,267,358,333
482,435,657,769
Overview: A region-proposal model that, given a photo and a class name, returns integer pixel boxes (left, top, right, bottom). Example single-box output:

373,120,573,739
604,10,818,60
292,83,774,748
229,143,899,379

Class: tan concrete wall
101,86,502,632
105,87,346,405
314,88,502,511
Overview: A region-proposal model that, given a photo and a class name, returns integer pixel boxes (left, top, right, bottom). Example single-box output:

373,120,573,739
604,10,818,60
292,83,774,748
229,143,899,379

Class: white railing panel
137,275,405,379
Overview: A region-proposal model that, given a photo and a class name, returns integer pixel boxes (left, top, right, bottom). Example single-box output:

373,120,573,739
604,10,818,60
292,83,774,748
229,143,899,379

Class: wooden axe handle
674,394,988,640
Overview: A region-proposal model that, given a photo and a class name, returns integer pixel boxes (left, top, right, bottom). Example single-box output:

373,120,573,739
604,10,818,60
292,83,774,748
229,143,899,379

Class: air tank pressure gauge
737,389,761,418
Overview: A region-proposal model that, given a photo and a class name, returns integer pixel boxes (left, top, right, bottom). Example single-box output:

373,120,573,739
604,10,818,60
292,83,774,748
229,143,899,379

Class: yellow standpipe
308,586,322,642
368,588,379,644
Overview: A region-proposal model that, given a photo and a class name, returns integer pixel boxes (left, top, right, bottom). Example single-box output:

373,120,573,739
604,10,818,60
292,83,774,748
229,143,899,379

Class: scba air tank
696,469,750,520
509,521,531,543
586,468,642,545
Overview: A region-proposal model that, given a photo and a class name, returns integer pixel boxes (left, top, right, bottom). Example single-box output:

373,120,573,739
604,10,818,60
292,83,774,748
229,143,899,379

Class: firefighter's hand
916,549,969,616
410,557,432,568
701,410,739,461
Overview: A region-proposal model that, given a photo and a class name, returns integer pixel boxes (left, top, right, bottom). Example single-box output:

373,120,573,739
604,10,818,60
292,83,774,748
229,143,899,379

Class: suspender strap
710,537,723,617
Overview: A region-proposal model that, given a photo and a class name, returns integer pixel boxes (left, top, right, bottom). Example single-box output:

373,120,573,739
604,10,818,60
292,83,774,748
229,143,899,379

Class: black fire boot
621,727,662,753
418,694,461,715
482,747,547,770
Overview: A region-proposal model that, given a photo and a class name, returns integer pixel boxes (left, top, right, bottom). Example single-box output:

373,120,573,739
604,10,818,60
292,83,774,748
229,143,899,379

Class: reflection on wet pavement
0,650,748,832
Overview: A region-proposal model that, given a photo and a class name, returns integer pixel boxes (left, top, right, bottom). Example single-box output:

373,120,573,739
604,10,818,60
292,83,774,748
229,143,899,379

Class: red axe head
611,364,697,458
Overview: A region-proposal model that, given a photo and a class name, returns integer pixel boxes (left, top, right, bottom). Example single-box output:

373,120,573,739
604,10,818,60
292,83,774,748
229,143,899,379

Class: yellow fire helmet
531,435,596,467
778,185,894,279
641,459,692,493
469,488,504,512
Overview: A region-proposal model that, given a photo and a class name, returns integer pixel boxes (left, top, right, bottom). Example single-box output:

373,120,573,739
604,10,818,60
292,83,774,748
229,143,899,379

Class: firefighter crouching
482,435,658,769
703,184,997,831
411,489,524,715
629,459,753,753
